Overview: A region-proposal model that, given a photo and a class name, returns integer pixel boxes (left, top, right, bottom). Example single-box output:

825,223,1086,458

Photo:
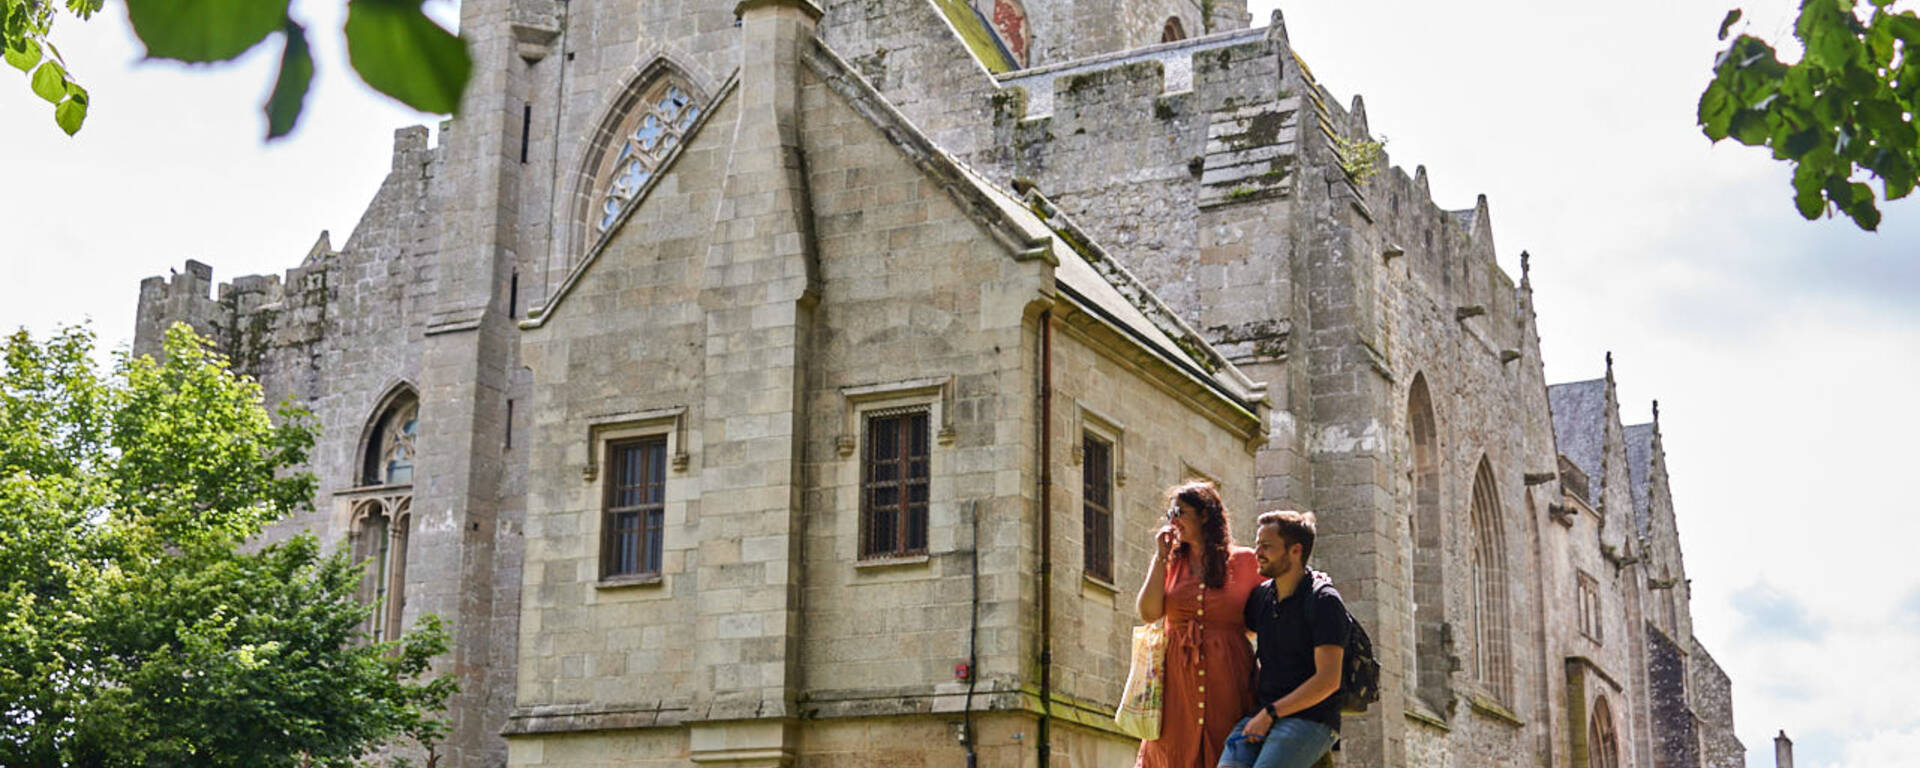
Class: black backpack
1300,570,1382,714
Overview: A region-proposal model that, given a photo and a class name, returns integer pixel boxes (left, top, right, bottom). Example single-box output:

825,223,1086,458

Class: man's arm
1240,644,1342,739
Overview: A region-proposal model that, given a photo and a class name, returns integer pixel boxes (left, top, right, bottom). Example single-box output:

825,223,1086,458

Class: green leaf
29,60,64,103
1718,8,1743,41
263,23,312,139
1728,109,1772,146
1792,163,1827,219
125,0,290,63
1699,80,1735,139
344,0,470,115
4,37,40,72
55,96,85,135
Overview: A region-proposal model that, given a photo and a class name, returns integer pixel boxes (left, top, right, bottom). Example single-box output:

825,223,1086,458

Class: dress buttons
1198,718,1206,726
1199,669,1207,676
1197,608,1205,617
1198,685,1207,693
1198,702,1206,709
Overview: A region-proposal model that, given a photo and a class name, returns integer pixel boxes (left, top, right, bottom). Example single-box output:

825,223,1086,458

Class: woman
1134,481,1262,768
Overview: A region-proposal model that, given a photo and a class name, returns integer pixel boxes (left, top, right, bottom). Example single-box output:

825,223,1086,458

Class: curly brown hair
1169,481,1232,589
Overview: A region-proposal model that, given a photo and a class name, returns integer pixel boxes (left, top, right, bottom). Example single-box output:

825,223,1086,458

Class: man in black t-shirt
1219,510,1345,768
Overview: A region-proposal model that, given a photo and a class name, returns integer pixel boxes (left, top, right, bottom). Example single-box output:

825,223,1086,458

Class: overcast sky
2,2,1916,767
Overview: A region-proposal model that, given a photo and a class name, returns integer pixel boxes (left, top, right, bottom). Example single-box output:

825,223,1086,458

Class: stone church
132,0,1743,765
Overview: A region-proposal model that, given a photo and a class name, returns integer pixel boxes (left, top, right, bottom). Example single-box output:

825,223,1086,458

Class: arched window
1469,456,1513,703
353,387,417,642
361,390,418,487
984,0,1030,67
351,495,410,642
591,77,702,233
1408,374,1449,711
1589,696,1621,768
1161,16,1186,43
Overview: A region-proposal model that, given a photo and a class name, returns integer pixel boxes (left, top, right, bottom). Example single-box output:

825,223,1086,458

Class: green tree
1700,1,1920,231
0,324,454,768
2,0,470,138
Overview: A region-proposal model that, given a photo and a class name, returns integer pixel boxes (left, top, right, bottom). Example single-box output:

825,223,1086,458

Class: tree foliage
1701,0,1920,231
0,324,454,768
2,0,470,139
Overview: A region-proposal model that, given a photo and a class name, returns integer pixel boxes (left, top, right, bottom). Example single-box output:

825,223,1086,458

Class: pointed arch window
362,392,419,487
593,78,701,233
1469,457,1514,703
352,389,417,642
1161,16,1186,43
1407,374,1449,712
1588,696,1621,768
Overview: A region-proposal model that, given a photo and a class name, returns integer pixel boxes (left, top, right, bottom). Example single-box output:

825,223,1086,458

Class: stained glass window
595,80,701,233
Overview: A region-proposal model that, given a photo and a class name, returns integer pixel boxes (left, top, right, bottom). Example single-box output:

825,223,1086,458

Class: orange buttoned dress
1136,546,1260,768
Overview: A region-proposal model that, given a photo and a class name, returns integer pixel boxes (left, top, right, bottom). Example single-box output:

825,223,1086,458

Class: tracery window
362,393,418,486
352,389,416,642
351,495,410,643
1469,456,1513,703
593,78,701,233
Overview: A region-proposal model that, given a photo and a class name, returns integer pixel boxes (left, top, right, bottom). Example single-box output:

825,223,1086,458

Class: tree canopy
0,324,453,768
1701,0,1920,230
2,0,470,138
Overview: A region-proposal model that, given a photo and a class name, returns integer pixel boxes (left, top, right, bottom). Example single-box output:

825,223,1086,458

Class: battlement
996,25,1267,117
133,233,334,371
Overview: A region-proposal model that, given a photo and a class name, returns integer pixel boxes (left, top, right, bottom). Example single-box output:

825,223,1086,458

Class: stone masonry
134,0,1740,765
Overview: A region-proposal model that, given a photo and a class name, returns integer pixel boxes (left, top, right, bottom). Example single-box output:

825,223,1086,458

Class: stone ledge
596,573,664,589
1467,694,1524,728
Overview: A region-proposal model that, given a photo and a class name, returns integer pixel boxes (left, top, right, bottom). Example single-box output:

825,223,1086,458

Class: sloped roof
1548,378,1607,500
1625,422,1655,537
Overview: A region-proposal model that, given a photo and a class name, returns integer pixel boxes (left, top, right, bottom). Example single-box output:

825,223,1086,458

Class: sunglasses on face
1165,506,1183,522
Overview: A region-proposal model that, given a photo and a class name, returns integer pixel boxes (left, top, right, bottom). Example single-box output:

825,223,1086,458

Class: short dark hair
1256,510,1317,563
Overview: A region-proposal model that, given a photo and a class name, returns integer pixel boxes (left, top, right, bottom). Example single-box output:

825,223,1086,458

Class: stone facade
133,0,1738,765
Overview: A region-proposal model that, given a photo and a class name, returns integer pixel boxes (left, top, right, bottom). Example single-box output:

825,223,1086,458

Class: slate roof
1624,422,1655,537
1547,378,1608,501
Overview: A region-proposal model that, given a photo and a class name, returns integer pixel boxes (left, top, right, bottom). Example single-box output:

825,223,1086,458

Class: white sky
3,2,1916,767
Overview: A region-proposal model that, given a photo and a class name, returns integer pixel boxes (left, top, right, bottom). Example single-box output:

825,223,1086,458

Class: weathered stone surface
131,2,1737,766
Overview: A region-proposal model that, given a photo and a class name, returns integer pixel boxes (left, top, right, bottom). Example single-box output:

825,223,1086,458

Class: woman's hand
1154,525,1177,562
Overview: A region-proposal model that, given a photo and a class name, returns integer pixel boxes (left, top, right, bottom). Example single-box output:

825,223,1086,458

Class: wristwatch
1264,703,1280,720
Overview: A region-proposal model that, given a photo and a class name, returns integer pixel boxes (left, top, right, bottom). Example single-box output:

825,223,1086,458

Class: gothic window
351,496,410,643
1578,570,1604,644
1082,432,1114,583
982,0,1030,68
1161,16,1186,43
603,437,667,579
1469,456,1514,703
362,391,419,487
861,409,930,559
1407,374,1449,711
592,77,701,233
1589,696,1621,768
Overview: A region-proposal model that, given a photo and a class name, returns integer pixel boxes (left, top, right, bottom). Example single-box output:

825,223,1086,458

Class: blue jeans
1217,714,1337,768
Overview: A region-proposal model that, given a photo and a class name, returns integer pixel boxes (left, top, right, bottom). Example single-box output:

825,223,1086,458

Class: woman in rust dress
1134,481,1261,768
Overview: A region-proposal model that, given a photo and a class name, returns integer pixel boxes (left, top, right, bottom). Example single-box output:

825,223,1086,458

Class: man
1220,510,1345,768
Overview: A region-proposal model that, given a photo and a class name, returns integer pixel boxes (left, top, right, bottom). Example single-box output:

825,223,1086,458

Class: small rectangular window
1082,433,1113,583
1578,571,1603,644
603,437,667,578
861,409,929,559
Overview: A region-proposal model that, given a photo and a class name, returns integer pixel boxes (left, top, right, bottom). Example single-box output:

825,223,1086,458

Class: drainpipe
964,498,980,768
1037,308,1054,766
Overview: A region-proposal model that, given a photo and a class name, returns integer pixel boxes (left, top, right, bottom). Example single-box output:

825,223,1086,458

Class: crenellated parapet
132,232,335,377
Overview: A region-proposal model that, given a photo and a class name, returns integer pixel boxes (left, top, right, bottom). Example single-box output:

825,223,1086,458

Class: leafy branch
1700,1,1920,231
2,0,471,138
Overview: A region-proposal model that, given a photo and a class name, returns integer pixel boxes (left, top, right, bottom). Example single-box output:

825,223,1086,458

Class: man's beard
1258,551,1293,579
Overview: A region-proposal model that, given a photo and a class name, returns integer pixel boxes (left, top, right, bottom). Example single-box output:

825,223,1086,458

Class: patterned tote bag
1113,620,1167,740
